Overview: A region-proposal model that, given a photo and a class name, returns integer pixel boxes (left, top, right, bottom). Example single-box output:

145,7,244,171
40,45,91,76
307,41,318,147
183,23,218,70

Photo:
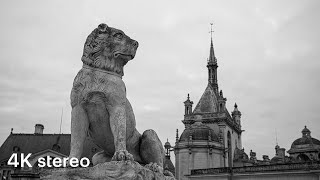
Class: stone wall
189,162,320,180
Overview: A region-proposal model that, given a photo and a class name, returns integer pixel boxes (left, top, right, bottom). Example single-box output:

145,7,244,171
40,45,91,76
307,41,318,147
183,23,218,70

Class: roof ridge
11,133,70,136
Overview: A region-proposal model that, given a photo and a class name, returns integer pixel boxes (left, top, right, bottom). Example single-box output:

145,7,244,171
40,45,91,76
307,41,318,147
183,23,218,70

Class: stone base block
40,161,175,180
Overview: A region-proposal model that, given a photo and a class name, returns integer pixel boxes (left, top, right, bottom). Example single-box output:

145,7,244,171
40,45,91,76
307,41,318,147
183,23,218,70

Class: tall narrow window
227,131,232,167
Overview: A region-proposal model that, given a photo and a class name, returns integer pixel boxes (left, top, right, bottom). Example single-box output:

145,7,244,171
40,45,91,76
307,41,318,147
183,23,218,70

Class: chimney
35,124,44,134
277,148,286,158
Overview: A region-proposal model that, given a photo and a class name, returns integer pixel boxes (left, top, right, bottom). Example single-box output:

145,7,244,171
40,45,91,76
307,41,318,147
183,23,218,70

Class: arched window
297,154,310,162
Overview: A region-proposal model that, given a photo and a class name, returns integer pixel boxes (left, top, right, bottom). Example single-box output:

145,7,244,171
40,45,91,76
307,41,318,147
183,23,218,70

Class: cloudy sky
0,0,319,162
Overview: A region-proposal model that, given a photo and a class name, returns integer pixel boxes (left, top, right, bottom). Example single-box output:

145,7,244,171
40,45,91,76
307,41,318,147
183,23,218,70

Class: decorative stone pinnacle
176,129,179,142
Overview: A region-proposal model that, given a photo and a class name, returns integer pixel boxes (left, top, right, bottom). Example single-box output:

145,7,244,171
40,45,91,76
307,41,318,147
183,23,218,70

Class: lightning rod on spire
275,128,278,146
209,23,214,39
59,108,63,134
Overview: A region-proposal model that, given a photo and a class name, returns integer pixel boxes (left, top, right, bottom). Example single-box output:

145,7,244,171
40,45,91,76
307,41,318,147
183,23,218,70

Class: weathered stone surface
69,23,165,170
40,161,175,180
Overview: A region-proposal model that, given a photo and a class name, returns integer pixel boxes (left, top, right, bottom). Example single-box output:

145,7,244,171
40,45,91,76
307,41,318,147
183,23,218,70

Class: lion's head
81,23,139,76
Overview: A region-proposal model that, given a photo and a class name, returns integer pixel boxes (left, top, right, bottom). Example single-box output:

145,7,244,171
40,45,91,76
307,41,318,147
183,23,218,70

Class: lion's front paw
164,170,174,177
111,150,134,161
145,163,163,173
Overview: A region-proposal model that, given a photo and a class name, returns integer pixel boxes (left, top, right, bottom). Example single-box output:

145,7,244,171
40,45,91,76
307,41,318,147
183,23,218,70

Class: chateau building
174,33,243,180
173,33,320,180
0,124,101,180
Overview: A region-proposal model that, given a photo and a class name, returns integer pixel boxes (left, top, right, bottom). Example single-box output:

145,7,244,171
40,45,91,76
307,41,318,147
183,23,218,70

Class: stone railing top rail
191,161,320,175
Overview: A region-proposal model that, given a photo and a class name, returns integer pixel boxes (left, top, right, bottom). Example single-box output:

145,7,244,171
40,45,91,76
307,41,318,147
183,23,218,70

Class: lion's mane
81,25,125,76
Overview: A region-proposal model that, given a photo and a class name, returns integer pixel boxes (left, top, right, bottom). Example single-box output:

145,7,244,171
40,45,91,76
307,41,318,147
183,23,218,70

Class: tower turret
164,139,172,158
207,38,218,93
184,94,193,115
163,139,175,176
232,103,242,125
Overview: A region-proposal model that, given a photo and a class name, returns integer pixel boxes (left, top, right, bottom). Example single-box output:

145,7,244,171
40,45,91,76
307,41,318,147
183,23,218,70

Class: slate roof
179,122,219,142
163,156,175,176
291,137,320,147
193,85,218,113
0,133,101,163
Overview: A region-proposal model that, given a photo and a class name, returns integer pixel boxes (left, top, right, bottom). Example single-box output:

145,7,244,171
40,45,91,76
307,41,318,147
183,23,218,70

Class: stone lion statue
69,23,166,172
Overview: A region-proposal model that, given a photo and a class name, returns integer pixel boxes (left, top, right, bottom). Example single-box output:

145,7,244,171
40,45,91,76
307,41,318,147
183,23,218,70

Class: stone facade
174,37,243,180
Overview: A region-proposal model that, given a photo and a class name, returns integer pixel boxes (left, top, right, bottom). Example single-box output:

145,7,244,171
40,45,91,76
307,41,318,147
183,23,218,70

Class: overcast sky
0,0,319,162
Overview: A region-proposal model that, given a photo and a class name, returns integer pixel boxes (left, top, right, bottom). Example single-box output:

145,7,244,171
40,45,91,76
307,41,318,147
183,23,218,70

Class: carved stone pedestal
40,161,175,180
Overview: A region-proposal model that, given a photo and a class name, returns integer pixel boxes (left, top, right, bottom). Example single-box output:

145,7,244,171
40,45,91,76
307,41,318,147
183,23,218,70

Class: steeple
207,23,218,93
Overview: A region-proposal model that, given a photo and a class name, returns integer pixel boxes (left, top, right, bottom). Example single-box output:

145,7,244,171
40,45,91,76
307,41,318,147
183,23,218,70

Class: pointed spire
234,103,238,110
220,90,223,97
207,23,218,92
208,38,216,63
208,23,216,64
232,103,241,115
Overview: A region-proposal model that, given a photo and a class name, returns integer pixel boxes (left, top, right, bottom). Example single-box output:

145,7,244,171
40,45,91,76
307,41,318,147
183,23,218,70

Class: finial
167,138,168,142
275,128,278,146
209,23,214,39
187,93,190,100
305,125,307,128
234,103,238,108
11,128,13,134
59,108,63,134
